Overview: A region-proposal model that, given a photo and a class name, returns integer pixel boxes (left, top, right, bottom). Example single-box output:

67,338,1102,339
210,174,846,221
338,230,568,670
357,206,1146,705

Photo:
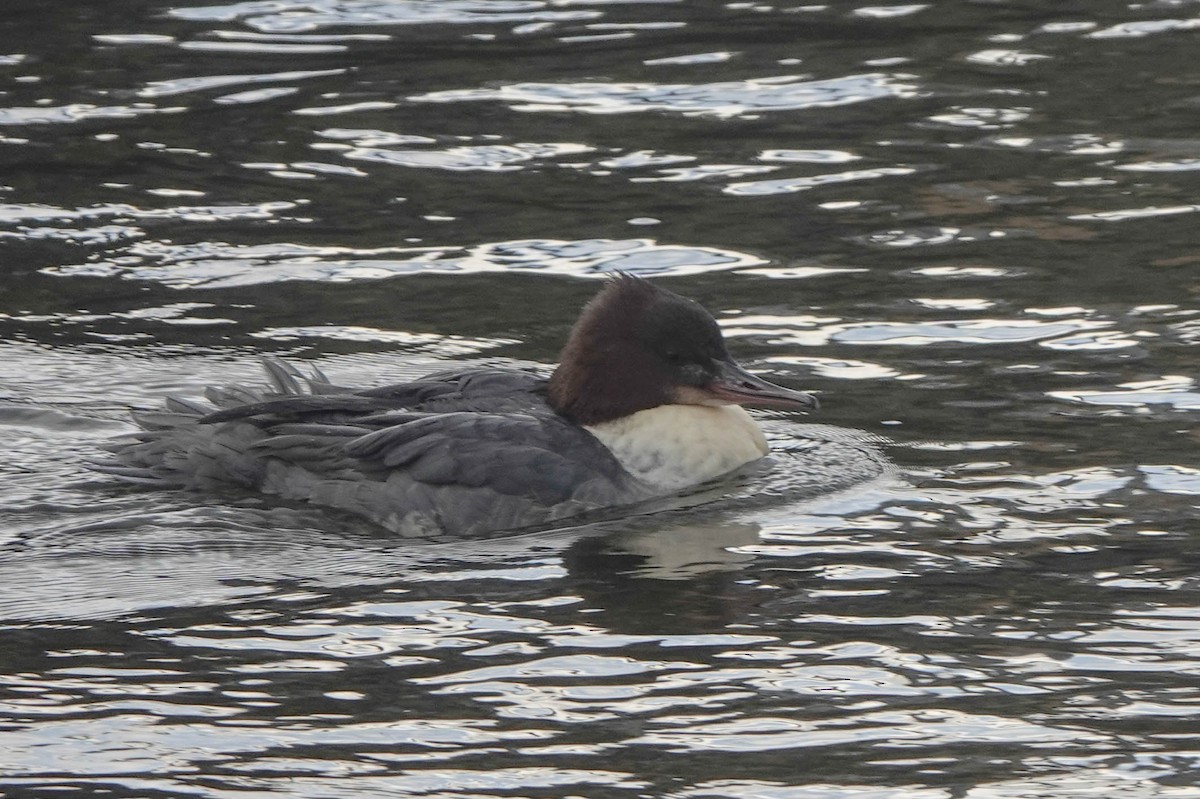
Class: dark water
4,0,1200,795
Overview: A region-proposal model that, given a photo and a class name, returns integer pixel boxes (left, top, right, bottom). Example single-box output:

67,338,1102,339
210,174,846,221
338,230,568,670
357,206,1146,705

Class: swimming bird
96,275,818,536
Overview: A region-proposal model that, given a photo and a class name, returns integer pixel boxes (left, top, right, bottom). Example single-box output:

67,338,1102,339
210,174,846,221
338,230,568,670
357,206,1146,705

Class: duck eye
664,350,683,363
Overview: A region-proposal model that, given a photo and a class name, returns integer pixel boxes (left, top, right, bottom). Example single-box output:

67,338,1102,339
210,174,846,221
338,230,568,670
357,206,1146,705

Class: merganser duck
97,275,818,536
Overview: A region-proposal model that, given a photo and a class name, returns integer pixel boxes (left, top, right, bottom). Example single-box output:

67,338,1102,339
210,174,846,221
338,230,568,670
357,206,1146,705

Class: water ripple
1088,17,1200,38
632,164,779,183
645,51,736,66
964,49,1051,67
414,73,918,118
1114,158,1200,172
251,325,515,354
853,4,929,19
0,103,181,126
169,0,602,32
1068,204,1200,222
137,68,345,97
723,315,1118,349
48,238,766,287
1048,377,1200,410
673,781,948,799
1,201,298,224
630,709,1105,752
725,167,916,197
330,139,595,172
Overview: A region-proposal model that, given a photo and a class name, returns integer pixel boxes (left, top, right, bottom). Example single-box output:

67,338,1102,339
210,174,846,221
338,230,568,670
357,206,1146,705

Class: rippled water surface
4,1,1200,796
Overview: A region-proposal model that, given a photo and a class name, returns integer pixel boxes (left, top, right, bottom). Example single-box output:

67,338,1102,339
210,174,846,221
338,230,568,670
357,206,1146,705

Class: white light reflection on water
1049,377,1200,410
0,104,185,125
332,140,596,172
250,325,517,354
137,68,346,97
168,1,603,31
759,149,861,164
629,708,1106,752
1069,205,1200,222
1088,17,1200,38
414,73,919,118
724,167,917,197
722,314,1123,349
46,238,766,287
0,201,299,223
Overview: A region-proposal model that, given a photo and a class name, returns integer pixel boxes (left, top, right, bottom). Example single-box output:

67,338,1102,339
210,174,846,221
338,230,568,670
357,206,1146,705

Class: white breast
585,404,769,492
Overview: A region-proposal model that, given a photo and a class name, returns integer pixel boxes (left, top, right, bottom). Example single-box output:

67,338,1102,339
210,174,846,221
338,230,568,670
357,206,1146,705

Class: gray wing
295,411,644,537
201,363,551,424
96,359,646,537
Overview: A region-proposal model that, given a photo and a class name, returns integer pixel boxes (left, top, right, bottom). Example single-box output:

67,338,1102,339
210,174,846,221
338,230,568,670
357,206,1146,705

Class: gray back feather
96,358,644,537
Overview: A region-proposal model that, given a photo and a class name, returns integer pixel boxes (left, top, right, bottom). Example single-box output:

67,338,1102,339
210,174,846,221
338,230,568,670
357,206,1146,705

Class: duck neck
547,351,667,425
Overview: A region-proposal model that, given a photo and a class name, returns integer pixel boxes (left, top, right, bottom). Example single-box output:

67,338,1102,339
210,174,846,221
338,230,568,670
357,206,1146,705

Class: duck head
547,274,819,425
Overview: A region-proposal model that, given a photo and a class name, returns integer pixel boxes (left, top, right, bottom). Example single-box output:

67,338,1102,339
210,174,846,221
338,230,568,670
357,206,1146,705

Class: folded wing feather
96,359,646,536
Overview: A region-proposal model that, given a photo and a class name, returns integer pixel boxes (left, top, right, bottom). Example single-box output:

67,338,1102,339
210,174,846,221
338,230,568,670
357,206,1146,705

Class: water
4,0,1200,795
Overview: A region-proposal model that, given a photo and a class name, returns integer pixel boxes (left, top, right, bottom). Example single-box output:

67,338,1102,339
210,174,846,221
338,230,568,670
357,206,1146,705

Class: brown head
547,274,818,425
